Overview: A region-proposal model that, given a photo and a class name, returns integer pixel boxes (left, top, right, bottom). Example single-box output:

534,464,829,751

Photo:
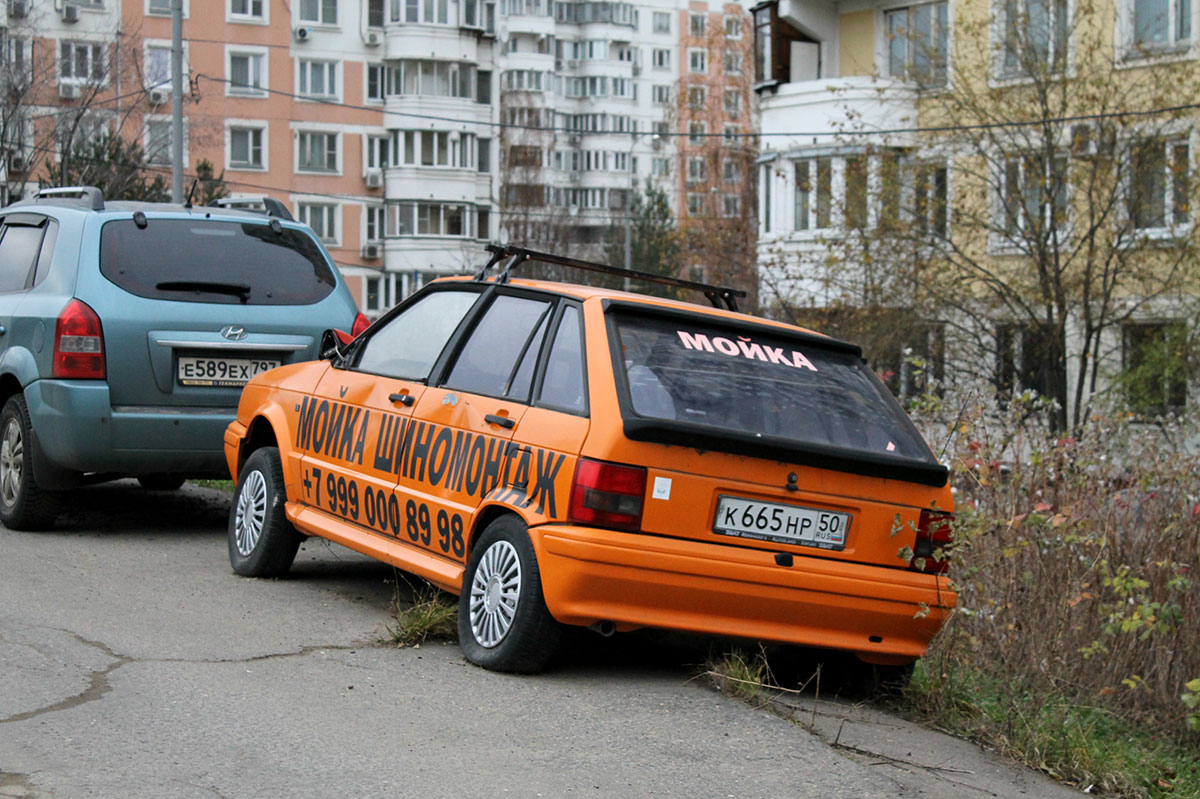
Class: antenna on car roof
184,178,198,209
476,244,747,312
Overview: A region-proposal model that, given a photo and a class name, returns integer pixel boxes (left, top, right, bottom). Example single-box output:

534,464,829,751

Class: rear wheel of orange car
228,447,301,577
458,515,562,673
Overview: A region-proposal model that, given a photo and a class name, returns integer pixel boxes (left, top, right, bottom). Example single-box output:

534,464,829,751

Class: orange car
224,246,955,673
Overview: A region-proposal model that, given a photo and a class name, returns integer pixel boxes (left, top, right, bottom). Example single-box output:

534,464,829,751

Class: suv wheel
458,515,562,673
0,395,59,530
228,447,301,577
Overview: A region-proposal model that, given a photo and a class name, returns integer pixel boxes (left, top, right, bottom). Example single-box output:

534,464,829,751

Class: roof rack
208,196,295,221
30,186,105,211
476,244,747,312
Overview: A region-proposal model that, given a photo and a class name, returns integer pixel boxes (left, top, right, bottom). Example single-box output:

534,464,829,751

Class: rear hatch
600,302,951,570
85,215,355,408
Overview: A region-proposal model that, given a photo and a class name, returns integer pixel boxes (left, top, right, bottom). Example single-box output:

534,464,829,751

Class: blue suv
0,187,366,529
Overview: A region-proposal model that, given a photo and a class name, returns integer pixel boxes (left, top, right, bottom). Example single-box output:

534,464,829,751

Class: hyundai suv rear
0,186,366,529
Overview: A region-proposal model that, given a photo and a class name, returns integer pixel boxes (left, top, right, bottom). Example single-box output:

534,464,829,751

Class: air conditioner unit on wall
361,243,381,259
61,3,79,22
294,26,311,42
58,81,81,100
365,31,381,46
7,153,26,173
8,0,28,18
148,89,168,106
365,171,382,188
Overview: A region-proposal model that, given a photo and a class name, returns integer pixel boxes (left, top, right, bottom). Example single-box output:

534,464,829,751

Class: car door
401,288,558,561
296,286,482,539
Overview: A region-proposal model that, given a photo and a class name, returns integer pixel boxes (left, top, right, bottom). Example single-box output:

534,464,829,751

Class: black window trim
602,300,948,488
531,299,589,418
0,213,50,295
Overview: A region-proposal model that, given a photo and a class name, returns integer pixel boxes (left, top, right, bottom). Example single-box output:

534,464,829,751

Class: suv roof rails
476,244,748,312
208,196,295,221
30,186,105,211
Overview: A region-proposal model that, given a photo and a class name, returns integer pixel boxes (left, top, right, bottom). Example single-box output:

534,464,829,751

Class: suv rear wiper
156,280,252,303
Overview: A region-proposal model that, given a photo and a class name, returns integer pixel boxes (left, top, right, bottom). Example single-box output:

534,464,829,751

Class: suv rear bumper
26,379,232,476
531,524,955,662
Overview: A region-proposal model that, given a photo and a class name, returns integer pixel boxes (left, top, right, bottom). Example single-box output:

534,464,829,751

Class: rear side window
538,306,586,413
612,312,933,461
445,294,553,399
0,221,46,293
100,219,337,305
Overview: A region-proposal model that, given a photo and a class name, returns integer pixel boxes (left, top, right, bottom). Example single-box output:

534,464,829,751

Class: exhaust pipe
589,620,616,637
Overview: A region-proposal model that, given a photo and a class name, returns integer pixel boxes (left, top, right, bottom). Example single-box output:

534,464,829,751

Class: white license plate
713,495,850,550
177,356,280,387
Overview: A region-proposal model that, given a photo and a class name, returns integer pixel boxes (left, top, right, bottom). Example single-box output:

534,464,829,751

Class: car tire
0,395,59,531
137,475,186,491
458,515,563,673
228,447,301,577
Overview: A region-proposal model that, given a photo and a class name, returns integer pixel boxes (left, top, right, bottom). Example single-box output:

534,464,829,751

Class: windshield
100,219,337,305
611,311,936,464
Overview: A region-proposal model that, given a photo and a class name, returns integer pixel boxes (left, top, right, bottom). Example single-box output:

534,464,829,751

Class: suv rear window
611,310,937,466
100,219,337,305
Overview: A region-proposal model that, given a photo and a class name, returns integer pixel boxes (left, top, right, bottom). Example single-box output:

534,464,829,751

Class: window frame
226,46,268,96
296,129,340,173
227,121,268,170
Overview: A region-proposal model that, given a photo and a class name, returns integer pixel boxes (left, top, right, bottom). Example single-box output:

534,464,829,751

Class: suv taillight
568,457,647,532
53,299,105,379
910,509,954,575
352,312,370,337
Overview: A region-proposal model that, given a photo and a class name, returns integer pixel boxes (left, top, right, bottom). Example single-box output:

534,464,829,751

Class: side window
0,220,47,293
538,305,586,413
355,289,479,379
444,294,552,399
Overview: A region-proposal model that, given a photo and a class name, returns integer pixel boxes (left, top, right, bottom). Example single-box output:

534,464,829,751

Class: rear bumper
25,379,232,476
531,524,956,662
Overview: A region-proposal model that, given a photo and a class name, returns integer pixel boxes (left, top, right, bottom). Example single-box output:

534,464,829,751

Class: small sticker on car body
652,476,672,500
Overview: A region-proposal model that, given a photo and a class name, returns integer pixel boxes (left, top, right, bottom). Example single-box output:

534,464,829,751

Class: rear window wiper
156,280,252,303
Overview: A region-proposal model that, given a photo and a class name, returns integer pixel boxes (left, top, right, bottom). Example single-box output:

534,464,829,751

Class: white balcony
759,76,918,154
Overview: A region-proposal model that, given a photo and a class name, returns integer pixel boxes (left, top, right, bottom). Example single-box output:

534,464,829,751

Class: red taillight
911,509,954,574
568,457,647,532
351,312,370,337
53,299,105,379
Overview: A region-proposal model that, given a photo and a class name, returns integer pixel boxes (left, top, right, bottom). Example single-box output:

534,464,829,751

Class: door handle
388,392,414,406
484,413,515,429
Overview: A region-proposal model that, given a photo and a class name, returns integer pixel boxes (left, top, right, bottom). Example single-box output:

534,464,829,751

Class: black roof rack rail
31,186,105,211
476,244,747,312
208,196,295,221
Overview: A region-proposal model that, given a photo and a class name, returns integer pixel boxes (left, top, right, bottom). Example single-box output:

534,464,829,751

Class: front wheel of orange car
228,447,301,578
458,515,562,673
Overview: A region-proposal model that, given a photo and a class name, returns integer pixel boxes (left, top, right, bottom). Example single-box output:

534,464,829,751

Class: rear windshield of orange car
610,309,938,467
100,219,337,305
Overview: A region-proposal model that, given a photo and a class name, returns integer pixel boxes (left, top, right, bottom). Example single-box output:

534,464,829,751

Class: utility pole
171,0,184,203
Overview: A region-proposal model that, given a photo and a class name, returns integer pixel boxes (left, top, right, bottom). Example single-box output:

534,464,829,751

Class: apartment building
1,0,753,319
753,0,1200,423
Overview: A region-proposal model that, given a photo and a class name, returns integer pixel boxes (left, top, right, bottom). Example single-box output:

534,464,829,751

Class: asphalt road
0,482,1080,799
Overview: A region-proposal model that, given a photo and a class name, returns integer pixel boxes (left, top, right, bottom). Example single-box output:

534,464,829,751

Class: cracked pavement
0,481,1081,798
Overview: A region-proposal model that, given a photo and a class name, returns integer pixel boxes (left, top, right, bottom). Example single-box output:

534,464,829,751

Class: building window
230,126,264,168
687,156,706,183
725,15,743,39
299,59,338,98
794,158,832,230
1130,137,1190,231
145,45,171,90
299,0,337,25
229,51,265,94
299,203,338,243
885,2,948,88
1000,0,1069,76
1122,321,1188,414
652,48,671,69
914,162,949,237
687,192,705,215
724,50,742,74
722,194,741,217
688,48,708,73
999,153,1068,238
688,121,706,144
652,84,671,104
297,131,337,171
366,134,390,168
231,0,264,18
723,124,739,143
723,158,740,183
365,205,386,241
995,321,1054,397
723,88,741,119
388,60,478,99
395,0,452,23
688,85,706,108
367,63,385,101
651,157,670,176
690,12,707,36
653,11,670,33
145,119,171,165
368,0,385,26
149,0,171,13
1128,0,1192,53
61,41,106,83
478,137,491,172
